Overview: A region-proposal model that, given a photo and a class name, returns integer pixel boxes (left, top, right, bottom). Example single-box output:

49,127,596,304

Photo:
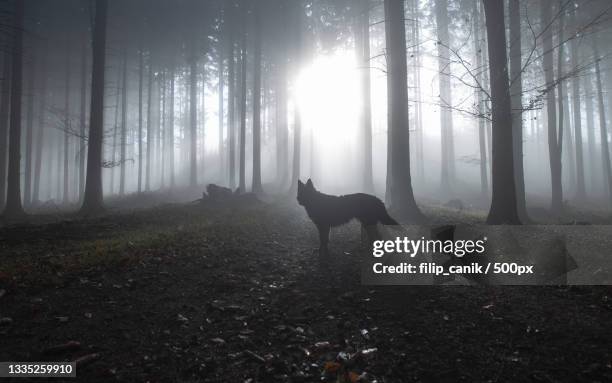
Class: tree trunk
412,0,424,182
0,47,10,211
357,0,374,193
483,0,520,224
78,36,88,202
3,0,25,218
63,41,71,204
24,59,34,207
383,0,423,222
138,48,143,192
160,71,166,188
227,21,236,190
570,9,585,200
435,0,455,195
33,44,47,204
119,50,128,195
251,2,263,194
189,43,198,187
276,54,288,190
584,69,596,192
238,2,247,193
593,39,612,206
169,65,175,188
80,0,108,214
509,0,528,221
473,0,488,197
218,35,225,183
110,64,121,194
145,56,153,191
540,0,563,214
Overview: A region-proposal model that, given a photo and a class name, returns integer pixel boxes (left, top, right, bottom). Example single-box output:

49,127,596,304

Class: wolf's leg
317,224,330,257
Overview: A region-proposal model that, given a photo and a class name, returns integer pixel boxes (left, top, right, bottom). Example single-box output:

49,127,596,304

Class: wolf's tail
380,210,399,225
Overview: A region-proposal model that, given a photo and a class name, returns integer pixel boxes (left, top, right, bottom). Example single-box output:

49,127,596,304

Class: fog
2,0,612,222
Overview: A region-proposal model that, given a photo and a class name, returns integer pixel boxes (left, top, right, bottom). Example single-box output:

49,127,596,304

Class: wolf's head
297,179,316,207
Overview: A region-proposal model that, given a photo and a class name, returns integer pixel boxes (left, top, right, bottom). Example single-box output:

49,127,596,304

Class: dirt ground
0,198,611,382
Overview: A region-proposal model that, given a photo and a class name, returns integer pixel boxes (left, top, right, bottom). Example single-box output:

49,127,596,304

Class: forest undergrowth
0,198,611,382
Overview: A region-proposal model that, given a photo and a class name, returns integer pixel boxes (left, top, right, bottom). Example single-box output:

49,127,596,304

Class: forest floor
0,196,611,382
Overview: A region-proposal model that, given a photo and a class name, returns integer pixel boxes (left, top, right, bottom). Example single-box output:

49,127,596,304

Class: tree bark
540,0,563,214
80,0,108,214
145,56,153,191
570,9,585,200
24,58,34,207
218,32,225,183
473,0,488,197
169,65,175,188
238,1,247,193
435,0,455,195
138,48,143,192
483,0,520,224
63,40,71,204
119,50,128,195
356,0,374,193
251,2,263,194
383,0,424,222
189,41,198,187
0,47,10,210
33,44,47,204
509,0,528,221
78,36,88,202
3,0,25,218
227,10,236,190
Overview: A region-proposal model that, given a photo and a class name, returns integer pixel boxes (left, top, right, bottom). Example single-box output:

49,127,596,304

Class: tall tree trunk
556,5,566,201
169,65,175,188
435,0,455,195
383,0,423,222
33,45,47,204
4,0,25,218
160,71,166,188
251,2,263,194
358,0,374,193
24,59,34,207
509,0,528,221
483,0,519,224
584,69,596,192
227,26,236,189
593,39,612,206
201,62,206,182
80,0,108,214
276,53,288,190
238,3,247,193
0,47,10,211
412,0,424,182
290,2,303,195
110,64,121,194
473,0,488,197
540,0,563,214
119,50,128,195
189,43,198,187
138,48,144,192
570,9,585,200
79,36,88,202
218,36,225,183
145,56,153,191
63,41,71,204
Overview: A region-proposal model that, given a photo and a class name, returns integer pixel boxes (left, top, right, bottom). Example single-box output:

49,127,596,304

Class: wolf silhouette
297,179,398,257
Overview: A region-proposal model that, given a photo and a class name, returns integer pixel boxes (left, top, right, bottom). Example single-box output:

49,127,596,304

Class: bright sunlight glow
295,50,362,191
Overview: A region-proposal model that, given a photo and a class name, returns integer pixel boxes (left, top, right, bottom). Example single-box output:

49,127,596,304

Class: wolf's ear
298,180,304,189
306,179,314,189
